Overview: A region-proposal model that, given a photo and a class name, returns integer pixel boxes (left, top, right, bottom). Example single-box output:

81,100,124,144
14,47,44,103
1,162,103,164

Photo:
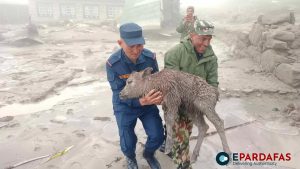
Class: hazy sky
181,0,227,8
2,0,227,7
0,0,283,9
0,0,28,4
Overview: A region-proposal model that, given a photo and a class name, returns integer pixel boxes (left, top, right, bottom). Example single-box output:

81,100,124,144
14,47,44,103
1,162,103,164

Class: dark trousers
115,109,164,159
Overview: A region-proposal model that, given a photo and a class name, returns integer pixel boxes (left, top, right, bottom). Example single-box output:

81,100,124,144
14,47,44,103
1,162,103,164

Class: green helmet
193,20,215,36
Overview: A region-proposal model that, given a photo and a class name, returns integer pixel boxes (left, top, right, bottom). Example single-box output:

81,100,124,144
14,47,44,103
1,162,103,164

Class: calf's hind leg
191,114,209,163
193,99,231,154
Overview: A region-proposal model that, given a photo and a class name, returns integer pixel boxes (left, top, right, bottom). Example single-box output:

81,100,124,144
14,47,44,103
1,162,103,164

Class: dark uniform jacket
106,48,159,114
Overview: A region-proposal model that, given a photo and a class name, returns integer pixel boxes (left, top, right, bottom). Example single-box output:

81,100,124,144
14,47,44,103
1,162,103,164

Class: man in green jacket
164,20,218,169
176,6,198,41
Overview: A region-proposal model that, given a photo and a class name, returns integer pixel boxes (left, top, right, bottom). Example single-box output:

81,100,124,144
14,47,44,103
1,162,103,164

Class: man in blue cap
106,23,164,169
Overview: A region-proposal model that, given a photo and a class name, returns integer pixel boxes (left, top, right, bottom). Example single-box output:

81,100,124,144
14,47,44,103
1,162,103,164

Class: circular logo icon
216,152,230,166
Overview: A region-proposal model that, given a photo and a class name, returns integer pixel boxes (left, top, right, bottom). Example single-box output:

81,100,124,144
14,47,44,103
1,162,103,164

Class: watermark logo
216,152,292,167
216,152,230,166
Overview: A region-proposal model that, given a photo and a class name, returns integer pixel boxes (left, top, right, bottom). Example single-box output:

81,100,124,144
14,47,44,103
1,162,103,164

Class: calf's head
119,67,153,100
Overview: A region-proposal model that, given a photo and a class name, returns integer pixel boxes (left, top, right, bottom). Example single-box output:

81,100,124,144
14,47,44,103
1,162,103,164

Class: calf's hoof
191,153,198,164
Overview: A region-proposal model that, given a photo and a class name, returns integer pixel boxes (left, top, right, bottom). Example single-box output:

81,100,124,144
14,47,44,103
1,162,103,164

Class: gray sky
0,0,28,4
2,0,226,7
0,0,284,9
181,0,226,8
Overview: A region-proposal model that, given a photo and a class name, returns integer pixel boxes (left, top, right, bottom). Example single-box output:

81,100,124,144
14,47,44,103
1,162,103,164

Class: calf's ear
142,67,153,78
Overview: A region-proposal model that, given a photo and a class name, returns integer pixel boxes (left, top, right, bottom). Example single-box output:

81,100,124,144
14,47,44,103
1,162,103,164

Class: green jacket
176,16,197,40
164,38,219,87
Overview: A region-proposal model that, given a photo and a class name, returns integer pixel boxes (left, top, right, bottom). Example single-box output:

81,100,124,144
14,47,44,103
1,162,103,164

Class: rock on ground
275,63,300,87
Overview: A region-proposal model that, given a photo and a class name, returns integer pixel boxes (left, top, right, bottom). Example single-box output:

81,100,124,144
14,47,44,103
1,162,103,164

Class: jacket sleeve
164,46,181,70
106,63,142,107
153,58,159,72
176,19,185,33
206,58,219,87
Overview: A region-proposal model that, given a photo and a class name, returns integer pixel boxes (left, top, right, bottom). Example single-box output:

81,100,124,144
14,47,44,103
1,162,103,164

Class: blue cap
119,23,145,46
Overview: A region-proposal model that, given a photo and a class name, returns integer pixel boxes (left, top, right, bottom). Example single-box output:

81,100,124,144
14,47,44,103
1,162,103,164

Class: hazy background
1,0,300,25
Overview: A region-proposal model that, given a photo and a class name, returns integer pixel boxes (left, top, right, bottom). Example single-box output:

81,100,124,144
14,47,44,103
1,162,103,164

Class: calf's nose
119,92,125,100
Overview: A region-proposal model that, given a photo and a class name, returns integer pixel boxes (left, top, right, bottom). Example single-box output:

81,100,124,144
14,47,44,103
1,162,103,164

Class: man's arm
176,19,185,33
106,63,142,107
164,46,181,70
206,59,219,87
153,56,159,72
106,62,162,107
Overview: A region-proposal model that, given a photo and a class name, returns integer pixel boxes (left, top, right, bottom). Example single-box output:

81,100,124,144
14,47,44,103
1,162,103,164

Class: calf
120,67,231,163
